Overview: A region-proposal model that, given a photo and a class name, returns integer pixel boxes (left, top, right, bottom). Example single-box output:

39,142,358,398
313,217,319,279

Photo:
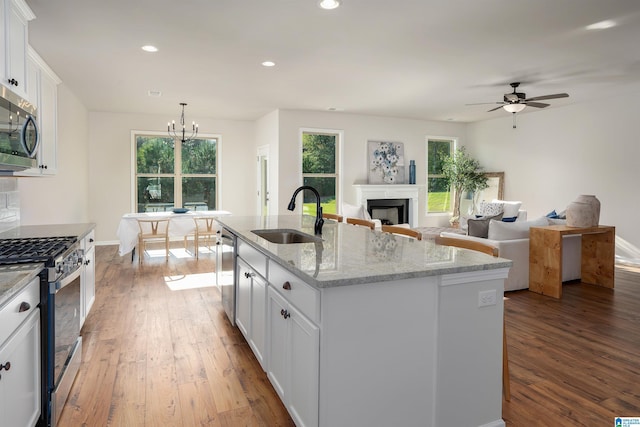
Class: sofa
440,216,582,292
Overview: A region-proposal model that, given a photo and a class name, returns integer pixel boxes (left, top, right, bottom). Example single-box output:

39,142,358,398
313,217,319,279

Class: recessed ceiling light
318,0,341,10
585,20,616,30
148,90,162,97
262,61,276,67
327,107,344,111
141,45,158,52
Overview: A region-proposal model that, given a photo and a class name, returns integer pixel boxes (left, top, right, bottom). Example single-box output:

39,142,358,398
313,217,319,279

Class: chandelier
167,102,198,142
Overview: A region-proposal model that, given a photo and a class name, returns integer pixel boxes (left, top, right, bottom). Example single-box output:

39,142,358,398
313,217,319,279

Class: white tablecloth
116,210,231,256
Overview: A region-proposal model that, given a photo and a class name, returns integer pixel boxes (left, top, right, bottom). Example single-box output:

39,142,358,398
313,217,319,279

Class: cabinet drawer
83,229,96,251
237,239,267,278
269,260,319,323
0,277,40,346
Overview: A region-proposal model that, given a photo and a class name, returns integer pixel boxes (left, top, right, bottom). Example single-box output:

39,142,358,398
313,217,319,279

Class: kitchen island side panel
319,276,439,427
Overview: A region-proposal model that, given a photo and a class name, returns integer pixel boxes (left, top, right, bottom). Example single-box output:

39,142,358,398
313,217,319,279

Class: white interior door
257,146,270,216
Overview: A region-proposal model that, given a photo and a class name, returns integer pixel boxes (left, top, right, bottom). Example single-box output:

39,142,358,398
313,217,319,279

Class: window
426,137,455,213
301,130,339,215
135,133,219,212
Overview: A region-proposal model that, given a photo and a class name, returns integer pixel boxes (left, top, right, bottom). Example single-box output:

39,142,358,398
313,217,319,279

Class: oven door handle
51,266,82,294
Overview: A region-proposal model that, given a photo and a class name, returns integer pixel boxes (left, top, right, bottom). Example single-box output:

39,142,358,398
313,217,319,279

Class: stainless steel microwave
0,86,39,172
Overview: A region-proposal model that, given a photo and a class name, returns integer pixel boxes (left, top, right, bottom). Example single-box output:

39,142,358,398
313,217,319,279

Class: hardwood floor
59,244,294,427
59,245,640,426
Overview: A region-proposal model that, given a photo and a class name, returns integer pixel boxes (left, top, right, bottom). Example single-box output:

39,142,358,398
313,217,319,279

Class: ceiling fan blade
487,105,504,112
466,102,504,106
525,93,569,102
524,101,550,108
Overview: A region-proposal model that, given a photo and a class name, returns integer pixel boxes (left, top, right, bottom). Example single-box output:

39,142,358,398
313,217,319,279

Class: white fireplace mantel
353,184,424,227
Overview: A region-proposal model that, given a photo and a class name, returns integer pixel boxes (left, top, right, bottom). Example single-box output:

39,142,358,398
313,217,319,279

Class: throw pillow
468,213,504,238
491,199,522,219
478,201,504,217
487,216,549,240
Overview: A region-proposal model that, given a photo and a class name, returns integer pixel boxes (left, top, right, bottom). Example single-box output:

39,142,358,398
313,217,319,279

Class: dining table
116,210,231,257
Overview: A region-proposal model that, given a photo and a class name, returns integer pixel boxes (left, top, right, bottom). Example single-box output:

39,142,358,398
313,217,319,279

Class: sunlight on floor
164,272,217,291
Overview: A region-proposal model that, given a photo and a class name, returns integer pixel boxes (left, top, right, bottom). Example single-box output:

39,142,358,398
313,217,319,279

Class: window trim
130,130,222,212
299,127,343,213
425,135,457,215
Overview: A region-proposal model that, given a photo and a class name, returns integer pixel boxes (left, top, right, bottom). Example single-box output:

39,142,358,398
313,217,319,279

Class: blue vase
409,160,416,184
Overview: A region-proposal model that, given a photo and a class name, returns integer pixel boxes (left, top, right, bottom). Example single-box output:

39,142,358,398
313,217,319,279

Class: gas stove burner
0,236,77,265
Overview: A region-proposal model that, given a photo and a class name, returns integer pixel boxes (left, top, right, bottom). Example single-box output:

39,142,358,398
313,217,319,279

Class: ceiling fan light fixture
503,103,526,113
318,0,341,10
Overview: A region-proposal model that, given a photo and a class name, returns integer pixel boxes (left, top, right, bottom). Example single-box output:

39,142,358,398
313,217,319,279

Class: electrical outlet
478,289,497,307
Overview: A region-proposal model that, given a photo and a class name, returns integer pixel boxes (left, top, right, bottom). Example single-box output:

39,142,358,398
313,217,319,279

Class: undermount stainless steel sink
251,229,322,244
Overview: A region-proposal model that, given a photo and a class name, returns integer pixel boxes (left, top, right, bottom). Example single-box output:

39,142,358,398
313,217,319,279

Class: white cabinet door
83,245,96,323
288,305,319,427
236,258,252,339
0,309,40,427
250,274,267,367
1,0,34,99
267,286,320,427
267,287,288,400
36,64,58,174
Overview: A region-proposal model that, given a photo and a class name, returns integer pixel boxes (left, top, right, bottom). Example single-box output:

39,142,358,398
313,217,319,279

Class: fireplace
367,199,409,225
354,184,422,227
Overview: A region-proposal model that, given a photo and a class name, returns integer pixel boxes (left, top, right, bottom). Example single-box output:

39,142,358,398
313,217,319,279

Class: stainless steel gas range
0,236,83,427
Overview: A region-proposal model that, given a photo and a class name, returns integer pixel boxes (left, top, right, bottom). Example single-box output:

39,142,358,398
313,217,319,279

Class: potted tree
440,147,488,226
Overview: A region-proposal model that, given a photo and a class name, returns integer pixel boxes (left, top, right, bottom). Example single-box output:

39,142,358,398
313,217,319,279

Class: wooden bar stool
346,217,375,229
381,225,422,240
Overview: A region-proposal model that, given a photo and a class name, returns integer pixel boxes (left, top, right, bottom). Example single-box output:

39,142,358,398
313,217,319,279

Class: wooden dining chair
346,217,376,230
322,212,344,222
434,234,510,401
136,218,171,263
381,225,422,240
192,217,218,259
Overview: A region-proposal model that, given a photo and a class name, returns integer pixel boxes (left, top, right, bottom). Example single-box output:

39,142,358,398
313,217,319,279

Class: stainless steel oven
49,252,82,426
47,252,82,427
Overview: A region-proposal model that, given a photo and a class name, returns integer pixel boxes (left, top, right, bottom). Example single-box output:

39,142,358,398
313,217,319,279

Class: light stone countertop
0,264,43,309
0,223,96,307
217,215,512,289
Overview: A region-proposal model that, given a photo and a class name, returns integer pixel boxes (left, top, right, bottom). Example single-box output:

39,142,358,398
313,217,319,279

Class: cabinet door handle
282,281,291,290
0,362,10,371
84,260,91,266
244,271,254,278
280,309,290,319
19,302,30,312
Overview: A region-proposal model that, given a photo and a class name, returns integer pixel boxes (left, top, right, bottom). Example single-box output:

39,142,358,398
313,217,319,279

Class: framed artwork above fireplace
368,140,406,184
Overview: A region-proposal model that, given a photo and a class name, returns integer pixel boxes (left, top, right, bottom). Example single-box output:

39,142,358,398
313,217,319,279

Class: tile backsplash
0,178,20,232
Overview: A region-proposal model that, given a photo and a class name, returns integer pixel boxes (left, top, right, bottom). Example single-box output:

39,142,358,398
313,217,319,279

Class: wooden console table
529,225,615,298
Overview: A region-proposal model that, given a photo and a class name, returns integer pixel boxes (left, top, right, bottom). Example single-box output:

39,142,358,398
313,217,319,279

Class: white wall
89,112,256,243
467,94,640,253
18,84,90,224
277,109,468,226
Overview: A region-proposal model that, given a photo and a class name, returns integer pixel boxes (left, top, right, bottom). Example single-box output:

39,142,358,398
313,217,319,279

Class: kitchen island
217,215,511,427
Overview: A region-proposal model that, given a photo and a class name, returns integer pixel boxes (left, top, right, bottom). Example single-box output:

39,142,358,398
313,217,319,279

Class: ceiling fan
468,82,569,127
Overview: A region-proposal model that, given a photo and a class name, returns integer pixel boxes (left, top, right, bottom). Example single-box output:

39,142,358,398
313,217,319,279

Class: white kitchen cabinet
81,229,96,327
0,0,35,100
20,47,60,176
267,286,319,427
236,242,268,369
0,276,41,427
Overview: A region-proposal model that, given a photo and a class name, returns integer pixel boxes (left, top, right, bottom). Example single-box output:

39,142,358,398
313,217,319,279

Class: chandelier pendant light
167,102,198,142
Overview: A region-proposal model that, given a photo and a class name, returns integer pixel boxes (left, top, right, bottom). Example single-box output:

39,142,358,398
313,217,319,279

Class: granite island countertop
0,223,96,307
216,215,512,288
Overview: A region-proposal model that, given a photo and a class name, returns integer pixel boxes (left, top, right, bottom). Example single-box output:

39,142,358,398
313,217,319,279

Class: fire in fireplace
367,198,410,225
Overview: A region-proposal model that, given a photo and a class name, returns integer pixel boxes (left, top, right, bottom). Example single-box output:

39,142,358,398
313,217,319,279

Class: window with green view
135,134,218,213
426,138,455,213
301,131,339,215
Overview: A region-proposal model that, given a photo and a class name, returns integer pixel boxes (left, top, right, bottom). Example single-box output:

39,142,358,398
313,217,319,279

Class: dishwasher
217,227,237,325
